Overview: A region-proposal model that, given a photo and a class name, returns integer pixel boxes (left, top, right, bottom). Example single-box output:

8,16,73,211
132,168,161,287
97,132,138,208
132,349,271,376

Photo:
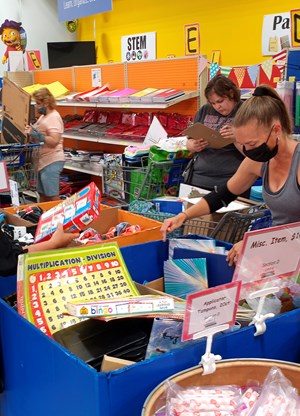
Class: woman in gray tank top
161,84,300,266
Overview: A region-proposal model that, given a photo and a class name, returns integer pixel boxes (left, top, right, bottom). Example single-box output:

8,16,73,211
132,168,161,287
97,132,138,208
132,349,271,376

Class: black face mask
243,141,278,162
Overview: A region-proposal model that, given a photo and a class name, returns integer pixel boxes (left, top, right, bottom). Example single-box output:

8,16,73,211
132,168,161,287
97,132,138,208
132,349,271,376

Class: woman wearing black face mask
24,88,65,202
161,84,300,263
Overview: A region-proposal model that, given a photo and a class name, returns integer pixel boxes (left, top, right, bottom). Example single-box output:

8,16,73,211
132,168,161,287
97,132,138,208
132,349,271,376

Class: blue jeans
37,161,64,196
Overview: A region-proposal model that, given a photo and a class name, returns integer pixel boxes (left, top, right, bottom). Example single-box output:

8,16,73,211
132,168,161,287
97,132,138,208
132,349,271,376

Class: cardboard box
100,355,135,372
0,240,300,416
34,182,102,243
1,77,31,144
0,208,35,228
87,207,162,247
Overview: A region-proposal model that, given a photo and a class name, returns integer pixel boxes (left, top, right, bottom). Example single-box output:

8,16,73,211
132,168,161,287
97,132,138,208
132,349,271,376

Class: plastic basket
142,359,300,416
103,158,189,205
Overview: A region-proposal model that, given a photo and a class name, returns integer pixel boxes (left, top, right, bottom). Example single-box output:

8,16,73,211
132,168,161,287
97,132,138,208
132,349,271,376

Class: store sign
182,281,241,341
291,9,300,47
262,12,291,56
121,32,156,62
184,23,200,56
233,222,300,286
57,0,112,22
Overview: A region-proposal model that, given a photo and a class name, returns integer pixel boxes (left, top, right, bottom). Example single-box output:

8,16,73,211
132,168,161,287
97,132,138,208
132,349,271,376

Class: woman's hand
186,138,208,153
49,223,80,249
226,240,244,266
160,213,186,242
24,125,33,135
219,124,235,140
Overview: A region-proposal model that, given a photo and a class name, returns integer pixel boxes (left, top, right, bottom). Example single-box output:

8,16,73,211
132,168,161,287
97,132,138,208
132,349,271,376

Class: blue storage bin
250,185,264,202
0,239,299,416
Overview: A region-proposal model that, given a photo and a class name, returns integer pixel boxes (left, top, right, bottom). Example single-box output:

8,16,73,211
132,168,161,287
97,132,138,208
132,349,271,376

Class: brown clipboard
183,122,235,149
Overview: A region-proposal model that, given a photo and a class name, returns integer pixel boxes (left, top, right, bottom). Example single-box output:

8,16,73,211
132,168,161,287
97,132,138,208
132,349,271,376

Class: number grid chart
17,242,139,337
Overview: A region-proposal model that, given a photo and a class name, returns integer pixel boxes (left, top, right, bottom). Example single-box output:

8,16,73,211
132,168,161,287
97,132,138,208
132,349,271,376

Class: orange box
86,207,162,247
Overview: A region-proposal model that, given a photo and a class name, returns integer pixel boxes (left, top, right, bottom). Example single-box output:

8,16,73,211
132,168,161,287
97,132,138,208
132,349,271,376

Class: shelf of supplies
63,133,142,147
64,161,103,177
57,90,199,109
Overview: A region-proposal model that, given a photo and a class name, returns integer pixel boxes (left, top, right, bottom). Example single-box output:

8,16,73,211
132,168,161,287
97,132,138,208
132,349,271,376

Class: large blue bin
0,239,299,416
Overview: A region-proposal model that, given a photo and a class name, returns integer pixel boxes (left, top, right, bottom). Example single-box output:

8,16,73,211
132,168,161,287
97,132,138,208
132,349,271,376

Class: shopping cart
128,204,272,243
184,208,272,244
102,157,189,206
0,143,40,204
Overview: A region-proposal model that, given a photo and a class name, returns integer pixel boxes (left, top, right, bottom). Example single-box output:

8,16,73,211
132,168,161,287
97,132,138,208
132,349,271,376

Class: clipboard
183,122,235,149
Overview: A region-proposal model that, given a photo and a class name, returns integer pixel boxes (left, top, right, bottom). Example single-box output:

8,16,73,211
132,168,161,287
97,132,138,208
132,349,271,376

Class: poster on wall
57,0,112,21
262,12,291,56
121,32,156,62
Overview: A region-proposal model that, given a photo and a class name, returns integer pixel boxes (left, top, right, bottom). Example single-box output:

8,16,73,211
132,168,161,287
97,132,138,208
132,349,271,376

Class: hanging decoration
206,47,287,88
66,19,78,33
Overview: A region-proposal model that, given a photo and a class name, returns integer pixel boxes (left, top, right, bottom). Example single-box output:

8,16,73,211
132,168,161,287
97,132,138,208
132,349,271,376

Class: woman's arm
26,223,79,253
160,158,261,241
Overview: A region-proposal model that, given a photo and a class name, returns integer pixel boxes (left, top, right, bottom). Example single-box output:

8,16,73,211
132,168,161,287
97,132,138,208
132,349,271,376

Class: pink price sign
233,222,300,288
182,281,241,341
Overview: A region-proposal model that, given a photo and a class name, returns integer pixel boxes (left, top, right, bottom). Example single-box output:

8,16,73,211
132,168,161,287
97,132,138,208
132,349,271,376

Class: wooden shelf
57,90,199,109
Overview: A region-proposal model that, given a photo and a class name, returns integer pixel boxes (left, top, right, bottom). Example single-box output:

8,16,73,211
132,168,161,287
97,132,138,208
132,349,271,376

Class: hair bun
253,86,271,97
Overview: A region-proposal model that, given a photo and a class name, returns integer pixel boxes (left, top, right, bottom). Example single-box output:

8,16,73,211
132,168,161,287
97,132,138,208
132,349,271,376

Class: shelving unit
57,90,199,109
31,57,204,185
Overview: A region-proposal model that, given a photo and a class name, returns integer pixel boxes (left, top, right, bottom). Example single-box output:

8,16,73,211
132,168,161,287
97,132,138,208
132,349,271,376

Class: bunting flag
272,48,287,77
209,62,220,79
233,67,246,87
198,55,208,77
220,66,231,77
261,58,273,80
247,65,259,86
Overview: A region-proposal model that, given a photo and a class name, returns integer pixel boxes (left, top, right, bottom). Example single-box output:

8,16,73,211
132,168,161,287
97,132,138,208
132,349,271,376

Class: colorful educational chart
233,222,300,298
17,243,139,337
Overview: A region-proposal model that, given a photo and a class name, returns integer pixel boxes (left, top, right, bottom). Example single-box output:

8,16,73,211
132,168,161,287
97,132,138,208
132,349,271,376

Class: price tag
182,281,241,341
233,222,300,288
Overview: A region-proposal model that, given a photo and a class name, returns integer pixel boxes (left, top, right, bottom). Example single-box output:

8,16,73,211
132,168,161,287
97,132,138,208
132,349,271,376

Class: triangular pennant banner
220,66,232,77
247,65,259,86
233,67,246,87
209,62,220,79
261,59,273,80
198,55,208,77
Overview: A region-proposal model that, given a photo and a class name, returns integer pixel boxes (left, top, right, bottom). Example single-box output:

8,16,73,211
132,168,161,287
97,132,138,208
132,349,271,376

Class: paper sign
182,281,241,341
143,116,168,146
183,122,234,149
9,179,20,206
8,51,24,71
0,161,9,192
233,222,300,287
92,68,102,87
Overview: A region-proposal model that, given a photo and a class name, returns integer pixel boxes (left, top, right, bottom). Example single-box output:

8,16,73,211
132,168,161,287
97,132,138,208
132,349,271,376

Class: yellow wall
78,0,299,66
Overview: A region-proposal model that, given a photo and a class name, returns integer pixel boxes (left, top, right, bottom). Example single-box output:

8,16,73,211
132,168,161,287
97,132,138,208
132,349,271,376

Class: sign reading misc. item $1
121,32,156,62
233,222,300,286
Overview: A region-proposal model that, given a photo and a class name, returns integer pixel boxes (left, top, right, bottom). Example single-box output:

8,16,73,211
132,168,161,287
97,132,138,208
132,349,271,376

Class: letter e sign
184,23,200,56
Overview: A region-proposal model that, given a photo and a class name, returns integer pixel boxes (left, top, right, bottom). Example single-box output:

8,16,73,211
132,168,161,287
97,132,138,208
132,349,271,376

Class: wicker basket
142,358,300,416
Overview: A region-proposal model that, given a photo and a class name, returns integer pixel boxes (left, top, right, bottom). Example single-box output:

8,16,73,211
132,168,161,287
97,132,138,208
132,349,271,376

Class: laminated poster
17,242,139,337
164,258,208,299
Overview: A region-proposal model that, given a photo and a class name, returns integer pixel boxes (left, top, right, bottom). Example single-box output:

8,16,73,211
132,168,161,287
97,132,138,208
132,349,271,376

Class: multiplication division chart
17,242,139,337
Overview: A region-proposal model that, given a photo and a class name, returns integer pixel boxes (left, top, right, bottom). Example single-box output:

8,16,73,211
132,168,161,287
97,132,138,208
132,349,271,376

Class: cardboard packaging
34,182,101,243
86,207,162,247
66,295,174,318
1,77,31,145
